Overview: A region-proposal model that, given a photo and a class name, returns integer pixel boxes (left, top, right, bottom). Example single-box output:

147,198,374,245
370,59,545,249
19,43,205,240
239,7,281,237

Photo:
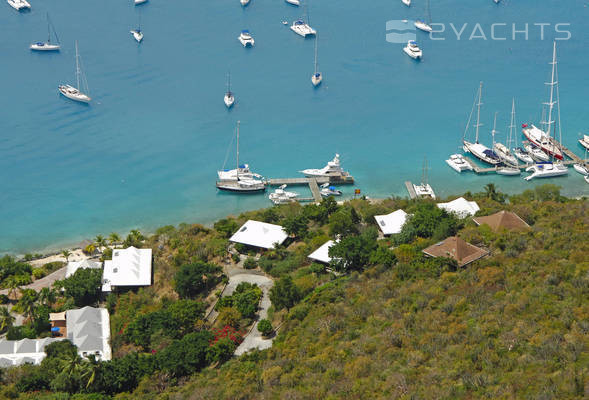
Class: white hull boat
524,143,550,162
585,176,589,184
579,135,589,150
130,29,143,42
31,15,60,51
58,41,91,104
320,183,342,197
402,0,411,6
240,0,250,6
464,141,501,165
513,148,534,164
445,154,473,173
134,0,148,4
494,143,518,166
311,36,322,86
217,179,265,193
238,30,255,47
403,40,422,59
269,185,299,204
224,72,235,108
414,20,432,32
285,0,300,5
413,183,435,199
300,154,349,178
524,162,568,181
573,164,588,176
522,125,563,160
496,166,521,176
7,0,30,10
291,20,316,37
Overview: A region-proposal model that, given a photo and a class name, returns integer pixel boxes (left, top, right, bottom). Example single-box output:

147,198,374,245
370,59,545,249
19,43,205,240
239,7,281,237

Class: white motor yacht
269,185,299,204
445,154,473,173
285,0,300,5
135,0,148,4
130,29,143,42
524,162,568,181
290,19,316,37
300,154,349,178
7,0,30,10
524,143,550,162
402,0,411,6
320,183,342,197
579,135,589,150
403,40,422,59
238,30,255,47
58,41,91,104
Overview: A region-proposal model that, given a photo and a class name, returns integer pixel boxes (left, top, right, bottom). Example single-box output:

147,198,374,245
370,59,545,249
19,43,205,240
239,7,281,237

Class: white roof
0,338,62,367
66,259,102,278
374,209,408,235
308,240,336,264
102,246,152,292
66,307,111,361
437,197,480,218
229,220,288,249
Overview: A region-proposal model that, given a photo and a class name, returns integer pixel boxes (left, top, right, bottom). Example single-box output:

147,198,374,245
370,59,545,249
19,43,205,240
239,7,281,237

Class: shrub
32,268,46,279
58,268,103,307
0,294,9,304
174,261,222,299
243,257,257,270
257,319,273,336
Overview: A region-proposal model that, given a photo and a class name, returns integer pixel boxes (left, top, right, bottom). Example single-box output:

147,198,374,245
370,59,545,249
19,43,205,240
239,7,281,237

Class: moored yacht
579,135,589,150
240,0,250,6
403,41,422,59
445,154,473,173
238,30,255,47
130,29,143,42
7,0,30,11
320,183,342,197
301,154,349,178
496,166,521,176
134,0,148,5
285,0,300,5
224,73,235,108
31,13,60,51
269,185,299,204
573,164,588,176
290,19,316,37
514,147,534,164
58,41,91,104
413,157,436,199
522,124,563,160
311,36,322,86
524,162,568,181
524,143,549,162
402,0,411,6
414,19,432,33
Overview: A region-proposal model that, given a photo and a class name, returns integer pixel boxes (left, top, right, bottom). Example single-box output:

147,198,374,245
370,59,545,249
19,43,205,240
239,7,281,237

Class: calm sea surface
1,0,588,253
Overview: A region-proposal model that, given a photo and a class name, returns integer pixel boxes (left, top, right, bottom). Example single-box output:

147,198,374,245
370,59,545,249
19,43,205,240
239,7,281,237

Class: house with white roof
0,337,62,367
308,240,336,264
67,306,111,361
230,220,288,250
66,259,102,278
374,209,409,235
437,197,480,218
102,246,152,292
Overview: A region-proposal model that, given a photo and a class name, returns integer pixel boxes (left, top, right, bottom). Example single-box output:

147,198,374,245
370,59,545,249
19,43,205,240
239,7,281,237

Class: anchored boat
58,41,91,103
30,13,60,51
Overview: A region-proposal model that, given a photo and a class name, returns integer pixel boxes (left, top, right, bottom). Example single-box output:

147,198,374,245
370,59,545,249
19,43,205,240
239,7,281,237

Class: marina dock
405,181,417,199
265,175,354,203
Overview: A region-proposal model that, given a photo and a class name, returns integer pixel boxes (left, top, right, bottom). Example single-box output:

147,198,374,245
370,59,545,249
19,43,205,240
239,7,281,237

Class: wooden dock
265,175,354,204
405,181,417,199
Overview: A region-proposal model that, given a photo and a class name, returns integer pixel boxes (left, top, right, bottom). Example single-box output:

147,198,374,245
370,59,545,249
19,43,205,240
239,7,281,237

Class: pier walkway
405,181,417,199
265,175,354,204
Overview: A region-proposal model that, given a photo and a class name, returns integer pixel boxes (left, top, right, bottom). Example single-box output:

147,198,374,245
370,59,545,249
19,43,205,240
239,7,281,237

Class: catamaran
413,157,436,199
462,82,501,166
238,30,255,47
224,72,235,108
7,0,30,11
301,154,349,178
446,154,473,173
30,13,60,51
216,121,265,193
58,41,91,103
291,19,316,37
311,36,322,87
414,0,433,32
524,42,568,180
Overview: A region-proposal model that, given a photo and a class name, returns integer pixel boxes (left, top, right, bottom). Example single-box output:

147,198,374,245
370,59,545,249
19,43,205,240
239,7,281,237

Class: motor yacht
238,30,255,47
524,162,568,181
7,0,30,11
290,19,316,37
300,154,349,178
269,185,299,204
320,183,342,197
403,40,422,59
445,154,473,173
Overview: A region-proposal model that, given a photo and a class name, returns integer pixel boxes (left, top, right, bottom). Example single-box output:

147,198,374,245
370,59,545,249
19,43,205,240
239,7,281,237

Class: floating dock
405,181,417,199
265,175,354,203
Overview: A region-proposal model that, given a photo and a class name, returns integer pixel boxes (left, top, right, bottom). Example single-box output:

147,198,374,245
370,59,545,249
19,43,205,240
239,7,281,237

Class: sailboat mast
475,82,483,144
509,98,516,149
75,41,80,90
236,121,240,179
491,112,498,147
544,41,557,143
313,37,318,74
47,13,51,43
227,72,231,93
426,0,431,24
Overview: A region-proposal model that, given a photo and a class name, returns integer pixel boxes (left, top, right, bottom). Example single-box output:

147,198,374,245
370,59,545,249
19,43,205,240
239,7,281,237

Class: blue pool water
0,0,587,253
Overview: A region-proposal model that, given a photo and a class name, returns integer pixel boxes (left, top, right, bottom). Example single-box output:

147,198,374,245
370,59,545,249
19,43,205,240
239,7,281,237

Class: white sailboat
579,134,589,151
522,42,565,160
413,157,436,199
414,0,433,32
134,0,148,5
311,36,322,87
216,121,266,193
490,111,520,175
511,99,534,164
524,42,568,181
30,13,60,51
573,147,588,176
285,0,300,5
462,82,501,166
224,72,235,108
402,0,411,7
58,41,91,104
493,105,518,166
130,11,143,42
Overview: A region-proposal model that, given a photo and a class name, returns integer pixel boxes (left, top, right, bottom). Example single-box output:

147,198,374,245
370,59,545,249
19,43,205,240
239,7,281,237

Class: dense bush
174,261,222,298
257,319,273,336
0,255,32,286
57,268,103,307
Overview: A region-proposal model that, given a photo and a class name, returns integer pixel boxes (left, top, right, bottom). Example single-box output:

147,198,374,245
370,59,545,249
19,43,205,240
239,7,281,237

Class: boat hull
579,139,589,150
403,46,422,59
58,85,91,103
311,73,322,86
30,43,60,51
463,141,501,165
524,163,568,181
224,94,235,108
573,164,589,176
522,126,563,160
216,183,265,193
496,167,521,176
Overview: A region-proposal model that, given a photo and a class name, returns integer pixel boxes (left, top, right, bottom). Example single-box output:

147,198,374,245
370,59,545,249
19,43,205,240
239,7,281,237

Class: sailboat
224,72,235,108
216,121,266,193
573,147,588,176
511,99,534,164
58,41,91,103
492,111,518,167
130,11,143,42
579,134,589,151
462,82,501,166
402,0,411,7
524,42,568,181
414,0,433,32
413,157,436,199
30,13,60,51
311,36,322,87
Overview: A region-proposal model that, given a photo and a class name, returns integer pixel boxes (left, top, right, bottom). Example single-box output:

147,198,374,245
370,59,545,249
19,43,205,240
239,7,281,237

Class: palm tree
95,235,107,252
79,358,99,389
16,289,37,324
0,307,15,333
39,287,56,308
62,249,72,263
108,232,121,248
5,276,20,302
484,183,497,199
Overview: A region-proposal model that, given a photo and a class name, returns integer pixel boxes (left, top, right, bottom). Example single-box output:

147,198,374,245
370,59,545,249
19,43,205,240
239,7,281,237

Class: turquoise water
1,0,588,254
